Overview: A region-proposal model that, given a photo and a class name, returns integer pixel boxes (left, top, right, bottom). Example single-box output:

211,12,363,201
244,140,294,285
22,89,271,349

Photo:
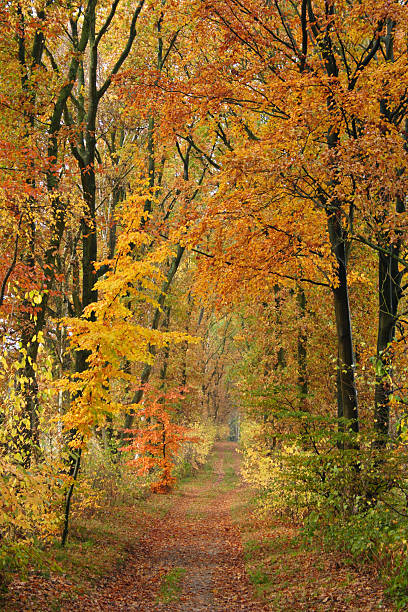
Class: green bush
304,503,408,610
242,420,408,608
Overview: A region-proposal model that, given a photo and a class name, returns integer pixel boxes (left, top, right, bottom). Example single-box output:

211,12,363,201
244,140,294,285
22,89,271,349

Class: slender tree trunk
61,445,82,546
180,293,192,389
159,305,171,389
274,285,286,369
374,241,402,445
104,184,125,453
297,286,308,404
123,245,185,431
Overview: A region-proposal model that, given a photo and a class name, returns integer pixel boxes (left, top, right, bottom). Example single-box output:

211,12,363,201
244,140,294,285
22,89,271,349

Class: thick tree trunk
60,0,146,545
63,6,98,544
10,2,96,466
327,213,359,434
310,0,359,437
373,21,404,446
14,7,54,465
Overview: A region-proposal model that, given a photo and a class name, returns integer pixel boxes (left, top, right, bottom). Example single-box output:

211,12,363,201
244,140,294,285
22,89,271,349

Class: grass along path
3,441,392,611
234,478,393,611
3,442,261,611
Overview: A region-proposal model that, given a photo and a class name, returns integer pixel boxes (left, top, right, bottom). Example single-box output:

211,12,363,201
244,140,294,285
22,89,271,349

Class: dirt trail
4,441,390,611
4,441,260,612
91,440,262,611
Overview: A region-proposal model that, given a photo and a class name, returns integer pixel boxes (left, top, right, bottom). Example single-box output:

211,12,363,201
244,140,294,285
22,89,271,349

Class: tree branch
97,0,145,100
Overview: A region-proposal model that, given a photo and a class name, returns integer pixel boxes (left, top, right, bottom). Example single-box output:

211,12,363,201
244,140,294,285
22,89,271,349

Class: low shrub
0,457,61,585
175,420,217,477
241,419,408,608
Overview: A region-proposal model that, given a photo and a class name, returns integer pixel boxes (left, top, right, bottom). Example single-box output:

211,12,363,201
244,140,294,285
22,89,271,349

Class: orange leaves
121,386,198,493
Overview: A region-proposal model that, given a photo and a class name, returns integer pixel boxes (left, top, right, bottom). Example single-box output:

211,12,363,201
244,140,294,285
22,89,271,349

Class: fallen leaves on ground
2,442,393,611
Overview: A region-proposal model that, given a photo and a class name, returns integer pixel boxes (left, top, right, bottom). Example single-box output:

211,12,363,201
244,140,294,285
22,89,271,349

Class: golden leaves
60,188,197,439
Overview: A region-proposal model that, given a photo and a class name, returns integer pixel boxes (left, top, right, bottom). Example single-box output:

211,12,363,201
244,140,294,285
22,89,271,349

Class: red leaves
121,386,197,493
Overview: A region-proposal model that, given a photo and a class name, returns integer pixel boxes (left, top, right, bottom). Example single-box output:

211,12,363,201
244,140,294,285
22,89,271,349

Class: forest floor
3,441,393,611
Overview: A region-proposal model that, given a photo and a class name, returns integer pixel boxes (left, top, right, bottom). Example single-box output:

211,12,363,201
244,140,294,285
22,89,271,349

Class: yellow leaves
239,420,314,520
0,456,61,553
179,421,217,468
70,475,102,518
24,289,43,306
60,188,197,440
348,269,370,287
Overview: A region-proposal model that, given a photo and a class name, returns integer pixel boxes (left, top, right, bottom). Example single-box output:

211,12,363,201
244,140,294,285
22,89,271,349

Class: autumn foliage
2,0,408,607
121,387,197,493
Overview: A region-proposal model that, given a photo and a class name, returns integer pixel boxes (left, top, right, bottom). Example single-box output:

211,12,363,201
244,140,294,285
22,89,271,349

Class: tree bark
374,240,403,444
12,2,95,464
373,20,404,446
297,286,308,404
327,213,359,434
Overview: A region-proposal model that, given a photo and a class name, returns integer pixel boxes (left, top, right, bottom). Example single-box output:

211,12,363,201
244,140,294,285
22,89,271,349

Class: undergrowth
241,420,406,608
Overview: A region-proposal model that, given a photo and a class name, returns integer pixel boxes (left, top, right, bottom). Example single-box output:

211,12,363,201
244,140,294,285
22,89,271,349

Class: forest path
92,440,263,611
4,442,391,611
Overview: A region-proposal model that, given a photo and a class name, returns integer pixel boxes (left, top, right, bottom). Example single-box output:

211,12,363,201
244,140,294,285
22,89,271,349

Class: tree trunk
374,243,402,445
312,0,359,437
327,212,359,435
297,286,308,404
274,285,286,369
373,20,404,446
123,245,185,432
159,305,171,389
